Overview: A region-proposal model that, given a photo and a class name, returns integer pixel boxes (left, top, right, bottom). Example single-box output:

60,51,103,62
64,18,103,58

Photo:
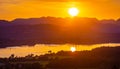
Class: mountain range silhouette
1,17,120,48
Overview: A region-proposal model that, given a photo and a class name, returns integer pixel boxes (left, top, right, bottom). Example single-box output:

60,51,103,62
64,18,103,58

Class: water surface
0,43,120,57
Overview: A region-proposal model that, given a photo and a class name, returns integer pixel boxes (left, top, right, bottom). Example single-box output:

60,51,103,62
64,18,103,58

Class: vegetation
0,46,120,69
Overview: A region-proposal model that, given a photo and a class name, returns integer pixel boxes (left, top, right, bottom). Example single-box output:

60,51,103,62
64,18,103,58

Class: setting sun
68,7,79,17
70,47,76,52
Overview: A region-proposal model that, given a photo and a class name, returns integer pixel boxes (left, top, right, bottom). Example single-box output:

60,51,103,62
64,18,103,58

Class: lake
0,43,120,57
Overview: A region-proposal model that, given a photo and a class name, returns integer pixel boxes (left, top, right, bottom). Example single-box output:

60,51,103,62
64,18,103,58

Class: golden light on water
68,7,79,17
0,43,120,57
70,47,76,52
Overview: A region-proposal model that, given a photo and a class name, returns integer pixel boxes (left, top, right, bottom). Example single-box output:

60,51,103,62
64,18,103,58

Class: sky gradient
0,0,120,20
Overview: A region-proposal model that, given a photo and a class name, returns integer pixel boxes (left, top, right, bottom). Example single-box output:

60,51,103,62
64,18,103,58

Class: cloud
0,0,116,5
0,0,20,4
30,0,109,2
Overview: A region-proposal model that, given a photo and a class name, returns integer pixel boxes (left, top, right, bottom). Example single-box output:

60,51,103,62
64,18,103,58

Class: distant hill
47,46,120,69
1,17,120,48
0,46,120,69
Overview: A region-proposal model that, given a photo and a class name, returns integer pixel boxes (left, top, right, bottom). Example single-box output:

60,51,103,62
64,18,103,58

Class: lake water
0,43,120,58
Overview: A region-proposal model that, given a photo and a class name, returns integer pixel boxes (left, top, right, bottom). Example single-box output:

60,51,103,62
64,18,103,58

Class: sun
70,47,76,52
68,7,79,17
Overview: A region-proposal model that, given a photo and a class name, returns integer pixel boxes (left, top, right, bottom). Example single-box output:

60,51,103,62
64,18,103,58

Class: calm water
0,43,120,57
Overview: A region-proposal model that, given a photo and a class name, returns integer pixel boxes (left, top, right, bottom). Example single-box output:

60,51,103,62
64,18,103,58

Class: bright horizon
0,0,120,20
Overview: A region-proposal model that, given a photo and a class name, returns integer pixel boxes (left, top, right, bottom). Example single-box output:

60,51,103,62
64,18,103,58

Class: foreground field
0,46,120,69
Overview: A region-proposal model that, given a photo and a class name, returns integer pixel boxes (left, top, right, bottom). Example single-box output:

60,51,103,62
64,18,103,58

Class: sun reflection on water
0,43,120,57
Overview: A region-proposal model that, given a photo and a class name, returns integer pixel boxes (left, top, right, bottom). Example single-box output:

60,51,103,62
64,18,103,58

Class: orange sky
0,0,120,20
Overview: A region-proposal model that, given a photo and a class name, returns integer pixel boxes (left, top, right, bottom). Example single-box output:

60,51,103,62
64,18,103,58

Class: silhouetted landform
1,17,120,48
0,46,120,69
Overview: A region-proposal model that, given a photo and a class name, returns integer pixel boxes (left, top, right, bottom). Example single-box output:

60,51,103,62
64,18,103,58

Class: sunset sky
0,0,120,20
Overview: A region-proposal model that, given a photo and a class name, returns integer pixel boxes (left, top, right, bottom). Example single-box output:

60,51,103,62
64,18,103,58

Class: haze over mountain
1,17,120,48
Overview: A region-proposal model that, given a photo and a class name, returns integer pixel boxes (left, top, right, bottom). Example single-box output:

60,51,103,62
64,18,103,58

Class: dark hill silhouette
0,46,120,69
1,17,120,48
47,46,120,69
